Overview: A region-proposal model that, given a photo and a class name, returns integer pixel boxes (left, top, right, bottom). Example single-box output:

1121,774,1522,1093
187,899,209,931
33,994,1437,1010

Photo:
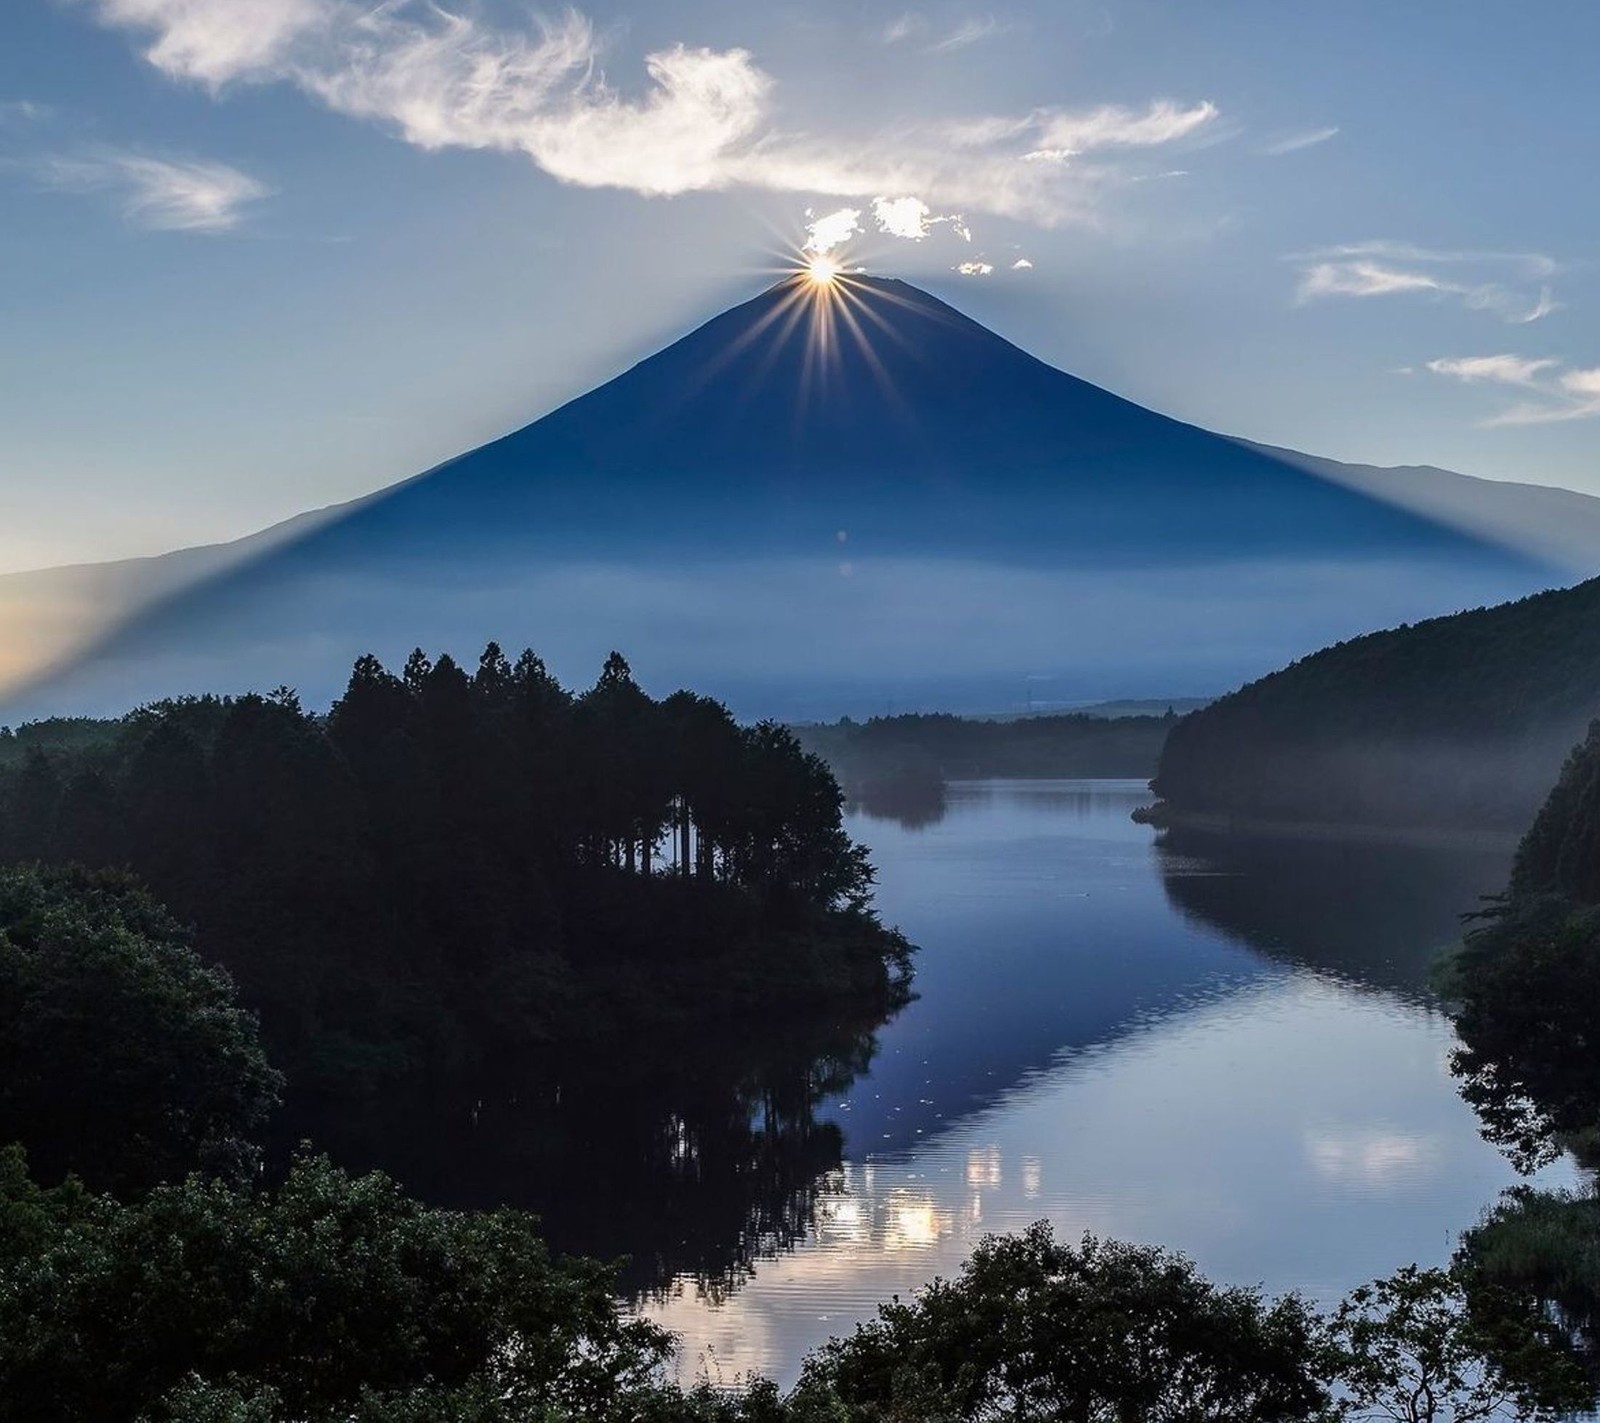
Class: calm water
643,778,1575,1386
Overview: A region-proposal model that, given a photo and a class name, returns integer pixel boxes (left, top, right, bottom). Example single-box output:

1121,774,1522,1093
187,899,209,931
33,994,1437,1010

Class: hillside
0,274,1572,723
1149,576,1600,833
798,711,1173,787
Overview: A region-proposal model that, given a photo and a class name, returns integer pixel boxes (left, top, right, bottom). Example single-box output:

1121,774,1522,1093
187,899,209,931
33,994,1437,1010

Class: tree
0,865,281,1195
1332,1264,1588,1423
793,1223,1338,1422
0,1149,675,1423
1445,899,1600,1172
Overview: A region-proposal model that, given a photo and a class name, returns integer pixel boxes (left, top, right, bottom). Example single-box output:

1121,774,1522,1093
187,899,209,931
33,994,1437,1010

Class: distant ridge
1,274,1588,722
1149,576,1600,834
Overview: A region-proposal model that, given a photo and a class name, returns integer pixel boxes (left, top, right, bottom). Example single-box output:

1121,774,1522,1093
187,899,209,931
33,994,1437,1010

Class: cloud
35,150,270,231
1011,256,1032,269
0,100,54,126
925,16,1004,53
1261,125,1338,156
97,0,326,87
88,0,1218,226
1291,241,1561,323
872,195,932,239
954,260,993,275
879,12,1003,51
1424,354,1557,387
1425,352,1600,425
803,206,860,254
869,194,972,243
880,13,921,44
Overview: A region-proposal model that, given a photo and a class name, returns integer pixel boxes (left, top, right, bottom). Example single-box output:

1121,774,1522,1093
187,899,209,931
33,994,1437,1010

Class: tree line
0,646,910,1089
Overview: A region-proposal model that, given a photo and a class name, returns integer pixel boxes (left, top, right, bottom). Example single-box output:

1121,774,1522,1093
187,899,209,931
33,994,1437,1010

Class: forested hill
1148,575,1600,833
797,711,1175,787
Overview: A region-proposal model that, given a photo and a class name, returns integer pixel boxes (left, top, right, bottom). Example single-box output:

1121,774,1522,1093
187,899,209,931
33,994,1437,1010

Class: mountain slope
1,274,1583,721
1150,577,1600,833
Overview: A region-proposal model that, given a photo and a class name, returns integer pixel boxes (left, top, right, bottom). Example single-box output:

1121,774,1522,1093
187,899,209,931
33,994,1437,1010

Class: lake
638,778,1576,1387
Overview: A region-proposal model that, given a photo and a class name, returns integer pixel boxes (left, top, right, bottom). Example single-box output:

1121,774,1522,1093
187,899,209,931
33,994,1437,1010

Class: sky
1,0,1597,575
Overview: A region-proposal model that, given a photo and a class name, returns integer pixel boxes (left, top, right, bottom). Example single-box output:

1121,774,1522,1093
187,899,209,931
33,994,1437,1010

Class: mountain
1149,576,1600,835
1,274,1591,721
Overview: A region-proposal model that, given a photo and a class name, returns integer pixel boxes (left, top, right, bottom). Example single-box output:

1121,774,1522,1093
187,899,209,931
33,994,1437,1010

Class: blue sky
2,0,1597,573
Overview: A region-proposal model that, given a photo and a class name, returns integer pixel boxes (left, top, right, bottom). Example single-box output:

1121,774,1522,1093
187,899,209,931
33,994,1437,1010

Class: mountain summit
1,275,1586,718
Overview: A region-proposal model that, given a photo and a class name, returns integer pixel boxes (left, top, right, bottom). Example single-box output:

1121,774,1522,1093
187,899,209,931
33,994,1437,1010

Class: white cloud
1261,125,1338,156
1424,354,1556,387
925,16,1004,54
98,0,325,87
1018,100,1219,160
1425,352,1600,425
872,195,932,239
1011,256,1032,269
89,1,1218,226
955,260,993,275
36,150,270,231
804,206,860,254
1292,241,1561,323
869,194,972,243
1299,260,1442,300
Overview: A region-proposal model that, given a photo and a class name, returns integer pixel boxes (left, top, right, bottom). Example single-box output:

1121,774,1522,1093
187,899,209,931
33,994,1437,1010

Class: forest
1148,574,1600,832
797,709,1174,819
6,655,1600,1419
0,645,912,1095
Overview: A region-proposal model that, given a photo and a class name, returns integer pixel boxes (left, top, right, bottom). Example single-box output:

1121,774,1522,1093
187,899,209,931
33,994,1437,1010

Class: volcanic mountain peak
0,277,1592,720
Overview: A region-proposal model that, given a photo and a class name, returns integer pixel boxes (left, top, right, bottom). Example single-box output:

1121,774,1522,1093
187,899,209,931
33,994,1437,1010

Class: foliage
790,1222,1338,1422
1445,897,1600,1171
1150,577,1600,831
0,1146,674,1423
1331,1264,1588,1423
0,864,280,1195
1457,1187,1600,1394
1510,720,1600,902
0,648,911,1089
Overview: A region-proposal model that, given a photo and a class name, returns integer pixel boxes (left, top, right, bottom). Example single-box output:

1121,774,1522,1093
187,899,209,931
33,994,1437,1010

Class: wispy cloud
1261,125,1338,156
955,260,993,275
1424,354,1557,387
1291,240,1561,323
1426,352,1600,425
35,149,270,231
0,99,54,126
879,12,1005,51
880,12,922,44
96,0,326,88
88,0,1218,227
925,15,1005,53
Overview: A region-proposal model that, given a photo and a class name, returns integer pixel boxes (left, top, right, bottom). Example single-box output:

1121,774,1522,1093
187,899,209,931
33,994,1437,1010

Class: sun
805,253,841,285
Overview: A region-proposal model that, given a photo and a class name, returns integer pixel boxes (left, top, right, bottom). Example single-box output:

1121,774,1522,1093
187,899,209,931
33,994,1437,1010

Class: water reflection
647,780,1573,1385
293,778,1571,1385
1156,825,1514,996
280,1014,888,1298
